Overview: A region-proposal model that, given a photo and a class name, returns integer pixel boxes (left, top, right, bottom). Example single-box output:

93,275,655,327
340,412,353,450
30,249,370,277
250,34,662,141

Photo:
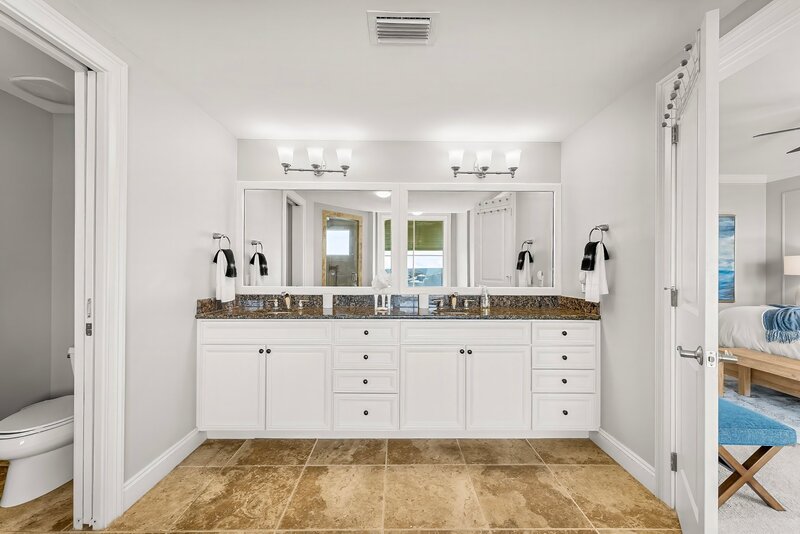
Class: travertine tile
107,467,217,531
279,466,384,529
468,465,591,529
227,439,315,466
387,439,464,464
459,439,543,465
180,439,244,467
173,465,300,531
597,530,682,534
308,439,387,465
529,438,615,465
551,465,680,529
0,480,72,532
384,465,488,529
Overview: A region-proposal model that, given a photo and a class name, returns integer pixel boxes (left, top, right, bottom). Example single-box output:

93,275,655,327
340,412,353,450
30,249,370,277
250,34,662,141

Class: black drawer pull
460,349,465,354
258,349,264,354
363,410,369,416
562,330,568,336
364,330,369,335
363,354,369,360
562,355,568,361
561,378,568,384
562,410,569,416
363,379,368,384
467,349,473,355
266,348,271,354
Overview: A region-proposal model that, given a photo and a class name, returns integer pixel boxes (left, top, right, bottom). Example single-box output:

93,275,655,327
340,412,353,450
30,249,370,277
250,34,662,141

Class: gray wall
719,183,766,309
0,90,55,420
766,175,800,304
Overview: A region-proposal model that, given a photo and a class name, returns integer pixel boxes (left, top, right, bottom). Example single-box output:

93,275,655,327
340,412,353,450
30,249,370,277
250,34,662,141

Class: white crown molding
719,174,768,184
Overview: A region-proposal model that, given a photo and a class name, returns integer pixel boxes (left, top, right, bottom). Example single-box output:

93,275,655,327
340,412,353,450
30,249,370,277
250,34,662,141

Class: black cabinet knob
266,348,271,354
459,349,465,354
561,330,568,336
258,349,264,354
363,354,369,360
364,330,369,335
562,410,569,416
562,378,568,384
363,379,369,384
562,355,568,360
363,410,369,416
467,349,473,355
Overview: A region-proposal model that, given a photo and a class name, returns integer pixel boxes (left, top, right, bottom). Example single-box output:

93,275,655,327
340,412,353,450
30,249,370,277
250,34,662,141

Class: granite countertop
195,305,600,321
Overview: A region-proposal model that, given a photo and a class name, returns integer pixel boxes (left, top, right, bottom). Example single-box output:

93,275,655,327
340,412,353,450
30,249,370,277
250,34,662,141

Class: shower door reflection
323,211,362,286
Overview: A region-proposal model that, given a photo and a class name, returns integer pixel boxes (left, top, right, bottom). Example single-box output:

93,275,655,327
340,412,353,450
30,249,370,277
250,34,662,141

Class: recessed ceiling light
9,76,73,105
375,191,392,199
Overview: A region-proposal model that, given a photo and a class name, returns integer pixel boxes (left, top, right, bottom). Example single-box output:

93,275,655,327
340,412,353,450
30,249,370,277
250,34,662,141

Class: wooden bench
718,398,796,510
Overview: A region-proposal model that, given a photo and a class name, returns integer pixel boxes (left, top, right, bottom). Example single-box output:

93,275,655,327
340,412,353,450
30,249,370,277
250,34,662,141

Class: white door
672,11,719,534
475,196,515,287
266,345,331,430
466,345,531,430
198,345,266,430
401,346,465,429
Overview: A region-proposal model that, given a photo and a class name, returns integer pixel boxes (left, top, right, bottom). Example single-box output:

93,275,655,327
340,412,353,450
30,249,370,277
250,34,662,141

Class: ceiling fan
753,126,800,154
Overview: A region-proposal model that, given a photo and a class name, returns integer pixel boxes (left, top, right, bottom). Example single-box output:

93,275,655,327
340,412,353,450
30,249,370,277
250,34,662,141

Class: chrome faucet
449,292,459,309
281,292,291,310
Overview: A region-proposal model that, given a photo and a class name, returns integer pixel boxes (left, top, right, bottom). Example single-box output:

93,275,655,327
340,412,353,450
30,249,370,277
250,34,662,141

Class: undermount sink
260,309,291,315
432,309,472,315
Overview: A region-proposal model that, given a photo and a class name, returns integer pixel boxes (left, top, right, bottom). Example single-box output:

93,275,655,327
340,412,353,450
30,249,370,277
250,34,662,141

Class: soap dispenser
480,286,490,310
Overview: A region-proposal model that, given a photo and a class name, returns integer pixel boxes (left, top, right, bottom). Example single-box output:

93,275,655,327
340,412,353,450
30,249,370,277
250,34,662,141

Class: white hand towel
517,257,534,287
584,243,609,303
249,254,263,286
216,252,236,303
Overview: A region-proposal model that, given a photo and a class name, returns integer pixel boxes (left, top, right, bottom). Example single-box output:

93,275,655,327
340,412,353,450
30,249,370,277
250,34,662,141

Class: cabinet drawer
531,370,596,393
532,322,597,346
334,346,399,369
333,370,398,393
199,320,332,344
334,321,400,345
334,394,399,430
532,346,596,369
532,394,598,431
401,320,531,345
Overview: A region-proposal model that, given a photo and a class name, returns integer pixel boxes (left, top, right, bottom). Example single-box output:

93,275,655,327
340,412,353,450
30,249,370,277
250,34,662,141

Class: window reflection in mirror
243,189,392,287
404,191,555,288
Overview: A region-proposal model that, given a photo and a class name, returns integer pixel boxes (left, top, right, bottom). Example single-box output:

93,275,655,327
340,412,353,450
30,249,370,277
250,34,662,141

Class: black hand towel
249,252,269,276
516,250,534,270
213,249,237,278
580,241,610,271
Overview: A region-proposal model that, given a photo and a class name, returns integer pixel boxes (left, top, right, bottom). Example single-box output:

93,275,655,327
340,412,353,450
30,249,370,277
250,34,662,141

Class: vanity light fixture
278,146,352,177
448,148,521,179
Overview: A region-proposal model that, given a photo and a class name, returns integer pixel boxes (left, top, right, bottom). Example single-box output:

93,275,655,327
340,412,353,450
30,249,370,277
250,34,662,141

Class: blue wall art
719,214,736,303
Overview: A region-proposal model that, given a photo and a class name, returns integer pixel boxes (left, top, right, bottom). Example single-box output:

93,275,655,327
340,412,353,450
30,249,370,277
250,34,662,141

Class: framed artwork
719,214,735,303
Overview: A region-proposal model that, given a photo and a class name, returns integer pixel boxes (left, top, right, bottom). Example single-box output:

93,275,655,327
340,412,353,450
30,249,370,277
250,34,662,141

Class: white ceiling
721,29,800,180
0,26,74,113
67,0,742,142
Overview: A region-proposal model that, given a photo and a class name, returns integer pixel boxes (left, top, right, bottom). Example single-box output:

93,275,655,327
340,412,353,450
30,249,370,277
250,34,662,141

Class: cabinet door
466,345,531,430
198,344,265,430
266,345,331,430
400,345,465,430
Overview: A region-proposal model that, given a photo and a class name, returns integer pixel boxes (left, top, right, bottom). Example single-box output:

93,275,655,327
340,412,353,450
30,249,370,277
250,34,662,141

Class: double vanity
195,298,601,439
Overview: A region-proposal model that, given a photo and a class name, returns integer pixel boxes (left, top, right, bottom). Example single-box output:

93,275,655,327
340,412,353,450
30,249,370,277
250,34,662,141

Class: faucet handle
297,299,309,309
463,299,476,309
271,298,280,309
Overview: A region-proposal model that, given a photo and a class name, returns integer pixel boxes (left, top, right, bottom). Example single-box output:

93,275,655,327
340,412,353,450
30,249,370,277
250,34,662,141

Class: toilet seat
0,395,74,438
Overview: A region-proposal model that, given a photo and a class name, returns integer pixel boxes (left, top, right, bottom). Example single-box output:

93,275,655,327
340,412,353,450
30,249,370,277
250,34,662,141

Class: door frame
0,0,128,529
654,0,800,506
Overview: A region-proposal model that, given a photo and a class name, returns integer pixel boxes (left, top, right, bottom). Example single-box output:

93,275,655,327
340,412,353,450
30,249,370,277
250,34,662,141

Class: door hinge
85,323,93,337
670,452,678,472
671,124,679,144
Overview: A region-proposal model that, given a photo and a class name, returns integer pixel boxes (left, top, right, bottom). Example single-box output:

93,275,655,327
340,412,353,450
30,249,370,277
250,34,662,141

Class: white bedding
719,305,800,360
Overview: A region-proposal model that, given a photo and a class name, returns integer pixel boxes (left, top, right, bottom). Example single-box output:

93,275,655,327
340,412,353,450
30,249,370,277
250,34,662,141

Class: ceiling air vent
367,11,439,45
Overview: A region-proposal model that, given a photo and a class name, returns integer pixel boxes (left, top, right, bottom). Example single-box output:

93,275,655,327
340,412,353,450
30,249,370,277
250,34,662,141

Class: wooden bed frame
719,347,800,399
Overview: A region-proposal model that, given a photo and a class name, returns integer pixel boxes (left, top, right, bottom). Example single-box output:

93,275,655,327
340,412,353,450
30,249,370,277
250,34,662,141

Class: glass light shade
336,148,352,167
277,146,294,165
307,147,325,166
505,149,521,169
410,211,423,216
448,149,464,168
475,149,493,169
785,255,800,276
375,191,392,199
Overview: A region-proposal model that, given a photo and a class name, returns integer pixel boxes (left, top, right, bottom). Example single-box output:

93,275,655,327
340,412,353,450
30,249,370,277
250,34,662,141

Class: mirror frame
235,181,561,295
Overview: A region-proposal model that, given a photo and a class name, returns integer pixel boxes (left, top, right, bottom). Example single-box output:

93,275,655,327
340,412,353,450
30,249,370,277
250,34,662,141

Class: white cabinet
266,345,331,430
334,394,399,430
401,345,466,430
198,344,266,431
466,345,531,430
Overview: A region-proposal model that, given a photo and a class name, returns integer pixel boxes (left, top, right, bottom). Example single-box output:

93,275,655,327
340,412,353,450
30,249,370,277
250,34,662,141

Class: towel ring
251,240,263,253
520,239,534,252
213,232,231,250
588,224,609,243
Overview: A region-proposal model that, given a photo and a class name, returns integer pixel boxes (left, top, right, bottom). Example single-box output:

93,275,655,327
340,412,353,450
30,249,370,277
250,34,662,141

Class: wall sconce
449,149,521,179
278,146,352,176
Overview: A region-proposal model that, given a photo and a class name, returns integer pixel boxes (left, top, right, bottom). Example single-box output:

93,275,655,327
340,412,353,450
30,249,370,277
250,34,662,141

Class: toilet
0,395,74,507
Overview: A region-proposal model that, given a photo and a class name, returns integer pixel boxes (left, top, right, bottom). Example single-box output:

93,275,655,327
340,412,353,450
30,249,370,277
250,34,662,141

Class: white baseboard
590,428,656,494
122,428,206,510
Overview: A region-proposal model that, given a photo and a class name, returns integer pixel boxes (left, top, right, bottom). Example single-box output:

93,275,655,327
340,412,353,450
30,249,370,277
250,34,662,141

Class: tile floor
0,439,681,533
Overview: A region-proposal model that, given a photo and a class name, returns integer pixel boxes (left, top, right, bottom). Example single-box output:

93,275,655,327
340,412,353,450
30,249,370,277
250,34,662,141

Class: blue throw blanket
763,305,800,343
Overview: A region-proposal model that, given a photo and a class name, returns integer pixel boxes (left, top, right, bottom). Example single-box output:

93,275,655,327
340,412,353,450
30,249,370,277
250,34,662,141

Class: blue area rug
723,377,800,444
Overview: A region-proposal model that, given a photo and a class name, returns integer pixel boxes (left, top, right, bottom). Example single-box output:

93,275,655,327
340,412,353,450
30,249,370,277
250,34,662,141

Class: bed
718,306,800,398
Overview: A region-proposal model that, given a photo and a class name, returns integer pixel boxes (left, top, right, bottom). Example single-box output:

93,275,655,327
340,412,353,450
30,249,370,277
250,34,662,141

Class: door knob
677,345,704,365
